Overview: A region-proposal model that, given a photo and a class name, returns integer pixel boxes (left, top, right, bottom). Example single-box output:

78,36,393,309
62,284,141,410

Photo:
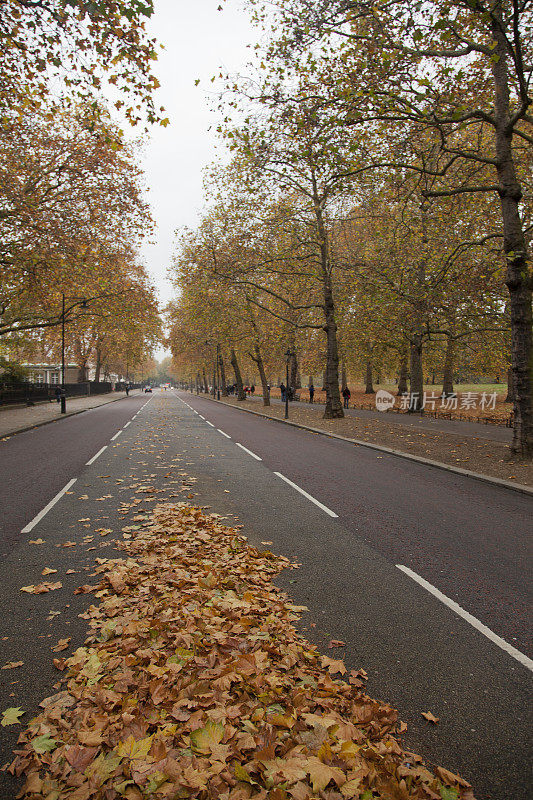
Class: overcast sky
139,0,257,357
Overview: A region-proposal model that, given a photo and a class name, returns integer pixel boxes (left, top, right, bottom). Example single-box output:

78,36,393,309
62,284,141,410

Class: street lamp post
284,347,292,419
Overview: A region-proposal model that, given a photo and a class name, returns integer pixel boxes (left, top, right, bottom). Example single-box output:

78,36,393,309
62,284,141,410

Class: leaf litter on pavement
7,502,475,800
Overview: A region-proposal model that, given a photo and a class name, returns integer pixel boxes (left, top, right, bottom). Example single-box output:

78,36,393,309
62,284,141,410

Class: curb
0,393,136,440
190,393,533,498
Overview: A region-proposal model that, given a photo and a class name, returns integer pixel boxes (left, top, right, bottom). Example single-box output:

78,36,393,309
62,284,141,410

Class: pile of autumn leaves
9,505,474,800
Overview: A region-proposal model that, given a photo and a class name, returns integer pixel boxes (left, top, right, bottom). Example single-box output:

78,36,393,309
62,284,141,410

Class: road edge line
21,478,78,534
396,564,533,672
187,394,533,497
274,471,338,518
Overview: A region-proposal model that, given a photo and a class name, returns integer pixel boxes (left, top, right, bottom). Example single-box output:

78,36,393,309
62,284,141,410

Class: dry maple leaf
51,638,71,653
421,711,440,724
20,582,62,594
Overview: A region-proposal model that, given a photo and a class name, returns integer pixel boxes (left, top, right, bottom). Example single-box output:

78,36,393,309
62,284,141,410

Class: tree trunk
492,11,532,456
364,360,375,394
341,362,347,391
397,352,408,395
314,203,343,419
94,346,102,383
289,351,298,394
322,370,326,390
253,343,270,406
230,349,246,400
202,368,208,393
505,366,515,403
218,353,228,396
409,335,424,412
323,285,343,418
442,335,455,397
376,368,382,384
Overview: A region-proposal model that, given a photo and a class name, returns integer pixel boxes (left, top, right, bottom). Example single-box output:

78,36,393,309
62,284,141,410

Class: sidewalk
265,396,512,442
199,393,533,488
0,391,136,438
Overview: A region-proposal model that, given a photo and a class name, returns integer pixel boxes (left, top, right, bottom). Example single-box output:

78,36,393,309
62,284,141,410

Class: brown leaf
51,637,71,652
20,581,62,594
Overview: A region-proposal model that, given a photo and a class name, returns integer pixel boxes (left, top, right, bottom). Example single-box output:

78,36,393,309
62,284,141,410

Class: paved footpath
0,390,142,438
0,391,530,800
242,393,512,443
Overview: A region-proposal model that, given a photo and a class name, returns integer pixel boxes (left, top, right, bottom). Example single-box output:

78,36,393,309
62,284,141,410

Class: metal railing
0,381,113,406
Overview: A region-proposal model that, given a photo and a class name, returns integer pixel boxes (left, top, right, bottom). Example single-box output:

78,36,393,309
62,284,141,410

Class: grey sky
139,0,256,356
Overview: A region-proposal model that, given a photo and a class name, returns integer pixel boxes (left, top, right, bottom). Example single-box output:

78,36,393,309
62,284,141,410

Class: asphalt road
0,391,531,800
0,392,147,558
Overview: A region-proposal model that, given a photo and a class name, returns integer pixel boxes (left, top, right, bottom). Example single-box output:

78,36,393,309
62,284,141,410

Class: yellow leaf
190,720,224,754
116,734,154,760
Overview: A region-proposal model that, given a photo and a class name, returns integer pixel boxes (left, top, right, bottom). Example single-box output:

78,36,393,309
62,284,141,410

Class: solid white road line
236,443,262,461
206,421,215,427
85,446,107,466
396,564,533,673
21,478,78,534
198,415,205,420
273,472,338,518
111,430,122,440
123,421,131,428
217,428,231,439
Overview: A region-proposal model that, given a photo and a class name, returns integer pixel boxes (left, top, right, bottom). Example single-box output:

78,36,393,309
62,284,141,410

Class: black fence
0,381,113,406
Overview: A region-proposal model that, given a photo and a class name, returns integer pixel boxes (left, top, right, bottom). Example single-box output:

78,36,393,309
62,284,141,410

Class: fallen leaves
28,539,44,545
1,707,24,726
1,661,23,670
51,638,71,653
422,711,440,724
8,504,474,800
20,581,62,594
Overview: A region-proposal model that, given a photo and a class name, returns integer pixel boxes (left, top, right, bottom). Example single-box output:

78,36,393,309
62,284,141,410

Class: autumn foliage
9,504,474,800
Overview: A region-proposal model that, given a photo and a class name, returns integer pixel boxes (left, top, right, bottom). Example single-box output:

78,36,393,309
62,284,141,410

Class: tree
254,0,532,450
0,108,153,339
0,0,163,125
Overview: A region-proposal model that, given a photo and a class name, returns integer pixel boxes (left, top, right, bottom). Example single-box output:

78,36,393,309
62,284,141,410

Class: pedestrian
342,385,351,409
55,386,62,404
280,382,286,402
125,383,130,396
309,384,315,403
250,384,255,395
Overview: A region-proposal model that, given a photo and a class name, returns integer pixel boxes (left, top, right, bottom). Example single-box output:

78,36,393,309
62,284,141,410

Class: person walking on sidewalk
125,383,130,397
342,385,351,409
309,384,315,404
280,382,286,402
